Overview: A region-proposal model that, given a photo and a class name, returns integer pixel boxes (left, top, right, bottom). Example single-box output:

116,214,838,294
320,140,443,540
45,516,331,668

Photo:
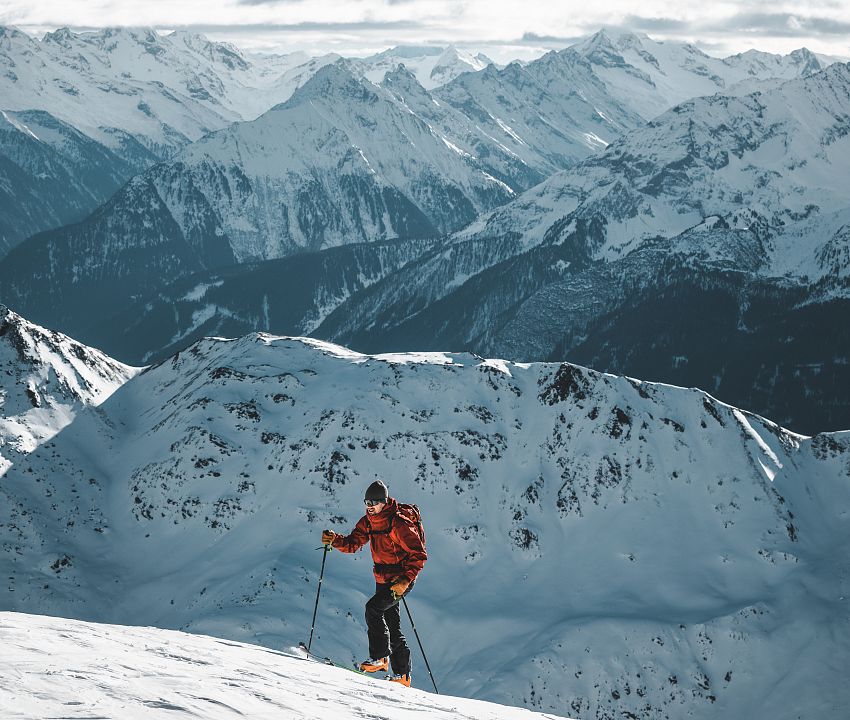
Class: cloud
617,16,690,33
168,20,427,32
6,0,850,61
622,12,850,38
236,0,306,5
520,31,584,45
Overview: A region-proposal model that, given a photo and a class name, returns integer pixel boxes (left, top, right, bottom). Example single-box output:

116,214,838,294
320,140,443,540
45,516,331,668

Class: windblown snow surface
1,324,849,719
0,612,570,720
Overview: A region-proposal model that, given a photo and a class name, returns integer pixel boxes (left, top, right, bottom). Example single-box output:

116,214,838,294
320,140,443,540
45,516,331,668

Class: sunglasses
364,499,385,507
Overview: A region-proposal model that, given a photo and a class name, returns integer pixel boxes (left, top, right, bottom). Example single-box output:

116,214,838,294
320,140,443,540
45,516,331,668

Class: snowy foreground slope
1,327,849,718
0,612,570,720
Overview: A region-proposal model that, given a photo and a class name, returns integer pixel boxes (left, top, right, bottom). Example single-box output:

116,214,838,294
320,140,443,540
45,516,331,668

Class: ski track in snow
0,612,571,720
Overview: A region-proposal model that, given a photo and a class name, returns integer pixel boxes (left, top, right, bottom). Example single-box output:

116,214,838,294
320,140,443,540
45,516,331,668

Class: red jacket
332,497,427,584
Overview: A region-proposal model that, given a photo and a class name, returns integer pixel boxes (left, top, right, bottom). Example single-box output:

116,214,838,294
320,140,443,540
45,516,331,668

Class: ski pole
402,597,439,694
307,545,331,653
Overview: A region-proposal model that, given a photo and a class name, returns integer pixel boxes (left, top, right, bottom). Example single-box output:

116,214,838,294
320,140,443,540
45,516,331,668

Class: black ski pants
365,581,413,675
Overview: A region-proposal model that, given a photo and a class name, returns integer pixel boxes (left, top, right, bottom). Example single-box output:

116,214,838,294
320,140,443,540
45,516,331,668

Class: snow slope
1,325,849,719
0,612,570,720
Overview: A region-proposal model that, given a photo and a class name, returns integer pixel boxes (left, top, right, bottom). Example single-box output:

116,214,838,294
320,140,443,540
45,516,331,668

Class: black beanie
365,480,389,501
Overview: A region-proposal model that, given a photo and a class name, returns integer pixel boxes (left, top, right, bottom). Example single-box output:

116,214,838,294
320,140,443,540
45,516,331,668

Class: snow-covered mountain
0,26,341,254
0,305,136,474
0,61,526,330
8,58,847,429
0,108,156,255
1,324,848,718
0,26,337,155
355,44,495,89
569,29,834,121
433,48,645,175
0,42,651,334
325,60,850,326
1,612,570,720
456,60,850,257
308,63,850,431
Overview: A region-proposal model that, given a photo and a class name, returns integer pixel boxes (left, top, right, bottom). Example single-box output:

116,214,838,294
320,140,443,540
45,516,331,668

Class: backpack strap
365,515,394,536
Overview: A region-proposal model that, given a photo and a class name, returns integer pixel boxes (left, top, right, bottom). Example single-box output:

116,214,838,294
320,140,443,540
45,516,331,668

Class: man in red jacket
322,480,426,687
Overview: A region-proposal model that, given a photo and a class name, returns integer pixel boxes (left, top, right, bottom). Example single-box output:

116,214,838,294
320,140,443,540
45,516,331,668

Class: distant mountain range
0,28,500,250
0,25,342,247
569,29,832,119
316,62,850,432
1,28,847,430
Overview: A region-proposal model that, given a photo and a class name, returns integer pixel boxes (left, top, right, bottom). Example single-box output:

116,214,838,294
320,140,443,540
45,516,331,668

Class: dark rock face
75,237,437,365
559,278,850,435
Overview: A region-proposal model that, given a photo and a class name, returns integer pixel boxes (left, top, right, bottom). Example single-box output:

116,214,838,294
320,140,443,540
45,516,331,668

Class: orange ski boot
358,656,389,673
387,673,411,687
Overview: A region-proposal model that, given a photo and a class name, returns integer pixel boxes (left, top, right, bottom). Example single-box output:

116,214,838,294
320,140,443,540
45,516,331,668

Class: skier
321,479,427,687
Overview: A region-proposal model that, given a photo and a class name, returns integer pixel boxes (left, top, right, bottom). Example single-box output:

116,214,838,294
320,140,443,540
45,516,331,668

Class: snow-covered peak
461,61,850,267
0,25,35,45
355,44,493,89
432,46,644,175
429,45,493,86
379,62,425,93
0,26,336,155
577,28,662,59
285,58,377,105
0,305,136,468
569,29,837,120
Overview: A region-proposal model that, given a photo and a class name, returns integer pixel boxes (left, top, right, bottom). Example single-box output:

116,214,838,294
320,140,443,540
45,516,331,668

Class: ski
297,642,369,676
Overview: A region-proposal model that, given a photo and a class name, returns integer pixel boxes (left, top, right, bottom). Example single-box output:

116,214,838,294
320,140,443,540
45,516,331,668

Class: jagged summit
0,305,136,471
284,58,378,105
354,44,492,89
0,304,136,401
568,28,834,120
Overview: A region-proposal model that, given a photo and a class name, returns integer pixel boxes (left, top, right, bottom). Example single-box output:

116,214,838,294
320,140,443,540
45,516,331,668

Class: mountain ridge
1,316,848,718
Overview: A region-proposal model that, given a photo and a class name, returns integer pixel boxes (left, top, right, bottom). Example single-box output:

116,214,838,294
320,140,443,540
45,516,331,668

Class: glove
390,578,410,600
321,530,337,547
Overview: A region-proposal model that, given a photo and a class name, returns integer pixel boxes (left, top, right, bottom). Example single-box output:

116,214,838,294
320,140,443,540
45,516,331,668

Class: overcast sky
3,0,850,62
